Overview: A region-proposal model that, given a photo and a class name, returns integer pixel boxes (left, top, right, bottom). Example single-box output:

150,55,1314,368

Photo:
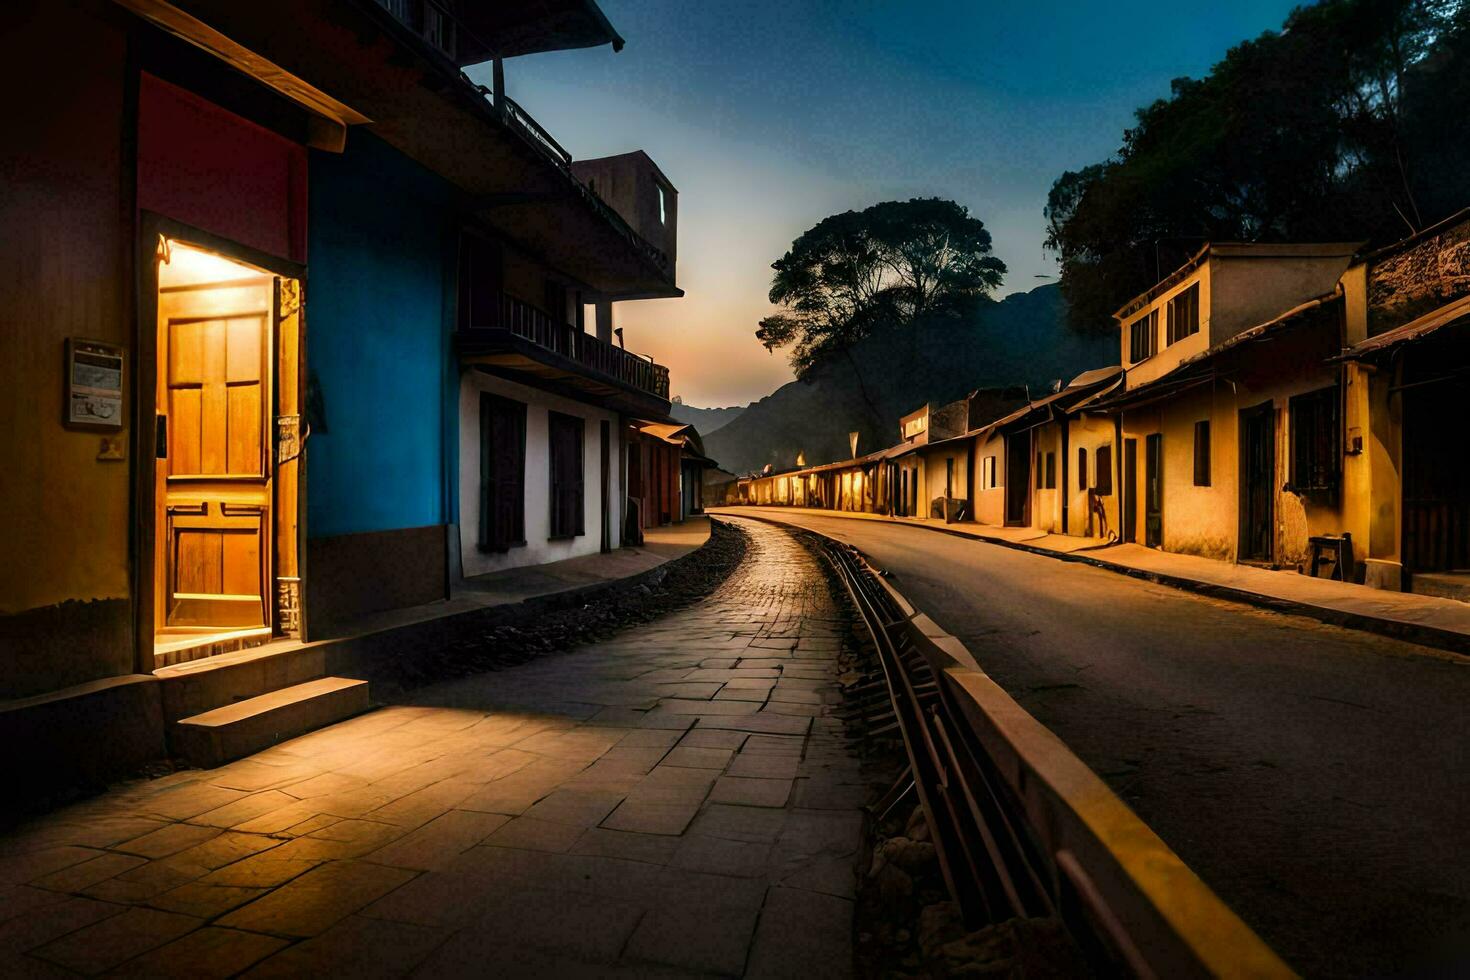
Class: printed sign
66,339,124,429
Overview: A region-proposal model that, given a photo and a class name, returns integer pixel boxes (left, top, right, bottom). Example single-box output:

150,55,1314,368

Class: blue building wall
306,132,458,539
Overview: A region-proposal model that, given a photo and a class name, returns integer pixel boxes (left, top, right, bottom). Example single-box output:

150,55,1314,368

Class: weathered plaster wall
1123,266,1212,390
1210,255,1351,341
458,372,622,577
0,4,130,630
1065,414,1118,539
1367,218,1470,334
307,132,455,540
973,432,1005,526
1153,385,1237,561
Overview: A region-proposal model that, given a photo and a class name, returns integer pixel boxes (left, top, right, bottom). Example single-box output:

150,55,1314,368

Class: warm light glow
159,240,264,288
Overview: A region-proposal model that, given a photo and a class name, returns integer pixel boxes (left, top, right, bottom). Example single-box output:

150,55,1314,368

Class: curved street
719,510,1470,977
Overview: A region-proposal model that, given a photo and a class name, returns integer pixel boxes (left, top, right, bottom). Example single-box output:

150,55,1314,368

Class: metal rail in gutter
804,528,1293,978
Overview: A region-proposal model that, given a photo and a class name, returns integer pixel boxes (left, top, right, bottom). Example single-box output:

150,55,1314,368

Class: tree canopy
757,198,1007,379
1046,0,1470,333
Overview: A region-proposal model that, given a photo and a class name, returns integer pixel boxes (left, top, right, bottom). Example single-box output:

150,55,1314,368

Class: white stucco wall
458,371,623,577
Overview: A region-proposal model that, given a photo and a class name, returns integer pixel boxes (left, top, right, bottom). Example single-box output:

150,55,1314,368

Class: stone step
172,676,369,768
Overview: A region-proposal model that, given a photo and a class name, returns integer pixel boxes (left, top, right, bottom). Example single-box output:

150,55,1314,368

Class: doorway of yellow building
146,235,304,668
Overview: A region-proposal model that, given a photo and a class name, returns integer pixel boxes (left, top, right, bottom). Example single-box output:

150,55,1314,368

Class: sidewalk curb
720,509,1470,660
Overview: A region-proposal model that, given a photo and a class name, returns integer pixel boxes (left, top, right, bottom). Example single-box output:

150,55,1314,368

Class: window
657,184,668,225
1036,452,1044,489
1094,445,1113,495
479,394,526,552
548,412,585,538
1167,283,1200,345
1078,447,1088,490
1045,452,1057,489
1289,387,1340,500
1129,310,1158,363
1193,420,1211,486
458,233,502,331
981,455,997,490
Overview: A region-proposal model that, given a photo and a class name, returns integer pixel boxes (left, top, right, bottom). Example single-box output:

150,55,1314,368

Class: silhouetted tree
757,199,1006,423
1046,0,1469,334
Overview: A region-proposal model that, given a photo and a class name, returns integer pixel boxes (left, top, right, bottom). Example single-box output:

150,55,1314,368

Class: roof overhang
1334,294,1470,362
160,0,674,297
457,1,624,63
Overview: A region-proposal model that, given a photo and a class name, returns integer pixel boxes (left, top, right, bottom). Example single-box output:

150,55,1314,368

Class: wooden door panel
157,275,272,640
166,504,266,627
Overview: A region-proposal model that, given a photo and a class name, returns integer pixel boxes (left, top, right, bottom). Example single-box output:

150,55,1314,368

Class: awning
1334,294,1470,362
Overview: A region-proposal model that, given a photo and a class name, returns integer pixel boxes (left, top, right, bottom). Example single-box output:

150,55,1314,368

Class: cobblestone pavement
0,518,872,978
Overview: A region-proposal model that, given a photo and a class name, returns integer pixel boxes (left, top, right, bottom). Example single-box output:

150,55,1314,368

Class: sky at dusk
471,0,1303,408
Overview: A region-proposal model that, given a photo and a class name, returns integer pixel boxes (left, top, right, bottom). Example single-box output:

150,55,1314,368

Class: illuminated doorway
151,238,304,666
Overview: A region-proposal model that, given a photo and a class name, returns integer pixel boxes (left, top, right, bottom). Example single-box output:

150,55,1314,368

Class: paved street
733,511,1470,977
0,519,870,978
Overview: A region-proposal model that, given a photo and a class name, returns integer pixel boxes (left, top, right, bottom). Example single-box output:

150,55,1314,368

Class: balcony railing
366,0,675,281
494,294,670,401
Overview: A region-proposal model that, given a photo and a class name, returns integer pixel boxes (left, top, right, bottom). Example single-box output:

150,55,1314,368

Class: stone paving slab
0,518,875,977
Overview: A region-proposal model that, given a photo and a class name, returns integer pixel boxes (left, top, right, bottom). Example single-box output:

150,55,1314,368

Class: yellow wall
0,5,131,616
1121,362,1349,567
1122,265,1212,390
973,432,1005,526
1065,414,1119,539
1030,423,1063,532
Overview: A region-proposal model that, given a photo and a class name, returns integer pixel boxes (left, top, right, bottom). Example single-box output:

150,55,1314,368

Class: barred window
1289,387,1340,500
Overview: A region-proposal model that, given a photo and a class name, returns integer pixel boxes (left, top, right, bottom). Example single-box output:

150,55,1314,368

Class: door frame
1144,432,1163,548
1004,432,1032,527
1122,438,1138,543
133,213,308,674
1237,400,1275,563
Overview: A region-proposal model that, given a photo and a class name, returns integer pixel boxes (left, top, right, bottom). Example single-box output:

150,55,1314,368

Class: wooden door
1005,434,1031,526
1122,438,1138,543
1402,376,1470,577
1145,433,1163,548
156,278,273,630
1239,402,1275,562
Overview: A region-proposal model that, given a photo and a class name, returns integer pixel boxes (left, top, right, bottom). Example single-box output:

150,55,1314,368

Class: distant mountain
669,401,746,436
705,284,1115,476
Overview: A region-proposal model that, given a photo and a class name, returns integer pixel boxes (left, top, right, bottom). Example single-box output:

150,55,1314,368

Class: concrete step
155,640,326,724
172,676,369,768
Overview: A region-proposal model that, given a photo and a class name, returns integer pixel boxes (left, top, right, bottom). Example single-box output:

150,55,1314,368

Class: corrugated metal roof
1335,294,1470,361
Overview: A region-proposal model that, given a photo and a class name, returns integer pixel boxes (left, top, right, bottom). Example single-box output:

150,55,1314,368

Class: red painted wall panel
137,73,306,263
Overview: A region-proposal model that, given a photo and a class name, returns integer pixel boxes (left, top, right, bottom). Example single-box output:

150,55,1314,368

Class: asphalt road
726,512,1470,978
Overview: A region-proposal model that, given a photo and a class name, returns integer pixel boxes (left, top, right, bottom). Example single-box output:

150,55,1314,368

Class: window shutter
1193,420,1211,487
479,394,525,552
1095,445,1113,495
1079,448,1088,490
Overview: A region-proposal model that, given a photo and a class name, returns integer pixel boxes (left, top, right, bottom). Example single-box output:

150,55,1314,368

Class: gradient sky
471,0,1302,407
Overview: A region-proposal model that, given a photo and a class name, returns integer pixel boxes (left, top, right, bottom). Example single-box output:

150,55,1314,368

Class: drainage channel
802,529,1294,980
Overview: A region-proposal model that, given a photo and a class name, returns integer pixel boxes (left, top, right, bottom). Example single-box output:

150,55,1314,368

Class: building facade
1,0,694,789
733,223,1470,603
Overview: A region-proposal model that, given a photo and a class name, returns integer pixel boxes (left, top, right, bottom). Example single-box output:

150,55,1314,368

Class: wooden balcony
455,294,671,414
